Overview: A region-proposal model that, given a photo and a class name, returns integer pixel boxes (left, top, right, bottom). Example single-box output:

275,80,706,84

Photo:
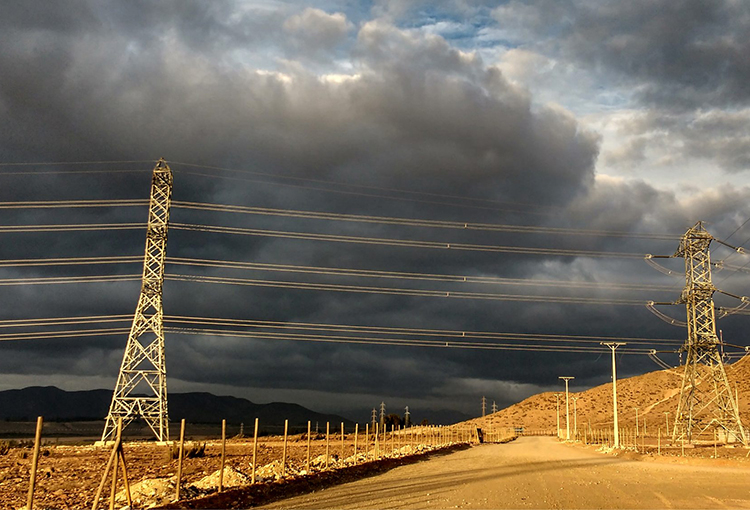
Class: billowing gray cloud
0,1,748,420
493,0,750,109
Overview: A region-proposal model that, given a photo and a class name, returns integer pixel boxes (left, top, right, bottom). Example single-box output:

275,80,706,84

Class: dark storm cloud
1,0,748,418
493,0,750,109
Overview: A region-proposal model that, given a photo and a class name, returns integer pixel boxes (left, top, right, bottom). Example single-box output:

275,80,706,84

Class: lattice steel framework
671,222,746,444
101,159,173,443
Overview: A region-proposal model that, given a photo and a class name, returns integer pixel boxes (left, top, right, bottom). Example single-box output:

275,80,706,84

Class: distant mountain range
0,386,355,430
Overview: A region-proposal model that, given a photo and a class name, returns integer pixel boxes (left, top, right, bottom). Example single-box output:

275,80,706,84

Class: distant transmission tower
492,401,498,414
404,406,410,427
379,402,386,427
648,221,746,444
101,159,173,443
481,396,486,417
371,408,377,432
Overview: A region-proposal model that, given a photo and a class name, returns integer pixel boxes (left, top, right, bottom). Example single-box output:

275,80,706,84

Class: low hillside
465,354,750,433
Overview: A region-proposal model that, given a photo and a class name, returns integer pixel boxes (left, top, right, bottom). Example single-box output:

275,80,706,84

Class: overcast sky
1,0,749,422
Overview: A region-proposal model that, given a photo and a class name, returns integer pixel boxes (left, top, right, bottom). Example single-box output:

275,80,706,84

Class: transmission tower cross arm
100,159,173,444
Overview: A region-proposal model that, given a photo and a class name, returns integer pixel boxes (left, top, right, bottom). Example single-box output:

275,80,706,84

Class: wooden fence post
175,419,186,502
219,419,226,492
251,418,259,484
354,424,359,464
26,416,43,510
325,422,330,469
282,420,288,477
109,421,120,510
306,421,311,473
341,422,345,461
375,423,379,459
92,417,123,510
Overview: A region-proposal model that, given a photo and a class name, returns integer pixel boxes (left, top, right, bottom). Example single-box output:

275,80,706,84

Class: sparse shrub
168,441,206,460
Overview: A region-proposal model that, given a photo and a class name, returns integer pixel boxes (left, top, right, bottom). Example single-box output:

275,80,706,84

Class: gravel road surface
258,436,750,509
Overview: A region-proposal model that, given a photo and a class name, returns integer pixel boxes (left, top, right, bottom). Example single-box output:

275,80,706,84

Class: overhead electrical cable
0,256,142,268
165,273,649,305
0,199,147,209
164,315,684,346
165,327,655,355
0,314,682,347
0,223,145,233
169,161,566,215
166,256,676,292
0,275,140,286
0,169,152,176
172,201,677,240
171,223,645,259
0,327,130,341
174,169,554,216
0,160,155,167
0,315,131,328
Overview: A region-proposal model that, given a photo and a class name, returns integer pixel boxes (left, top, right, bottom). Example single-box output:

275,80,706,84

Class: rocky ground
0,430,470,509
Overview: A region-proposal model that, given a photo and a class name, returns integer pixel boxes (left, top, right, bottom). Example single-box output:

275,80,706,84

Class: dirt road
258,437,750,509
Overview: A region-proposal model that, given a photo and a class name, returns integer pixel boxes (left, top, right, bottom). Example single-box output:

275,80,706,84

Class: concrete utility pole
554,393,563,439
559,377,574,441
601,342,626,448
572,397,578,441
634,407,639,438
482,396,486,417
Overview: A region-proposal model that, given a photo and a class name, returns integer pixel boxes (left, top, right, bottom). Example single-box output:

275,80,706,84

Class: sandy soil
258,436,750,509
0,428,467,509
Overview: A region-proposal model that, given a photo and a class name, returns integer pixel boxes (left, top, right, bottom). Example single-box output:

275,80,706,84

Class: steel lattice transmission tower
101,159,173,443
671,221,746,444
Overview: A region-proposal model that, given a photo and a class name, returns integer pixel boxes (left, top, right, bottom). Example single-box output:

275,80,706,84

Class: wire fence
10,416,517,510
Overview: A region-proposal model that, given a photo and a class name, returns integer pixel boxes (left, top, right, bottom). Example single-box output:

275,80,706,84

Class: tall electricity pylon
481,396,486,417
670,222,745,443
101,159,173,443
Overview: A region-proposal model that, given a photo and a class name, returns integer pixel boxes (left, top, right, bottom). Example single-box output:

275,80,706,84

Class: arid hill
466,355,750,434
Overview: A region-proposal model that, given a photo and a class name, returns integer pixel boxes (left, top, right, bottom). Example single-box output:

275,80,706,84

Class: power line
0,169,151,176
0,313,682,347
0,160,155,167
0,315,131,328
0,275,140,286
0,223,145,233
172,201,677,240
165,326,656,355
175,168,556,216
0,327,130,342
0,256,141,268
167,256,676,292
164,273,650,305
164,315,684,346
724,216,750,243
171,222,646,259
169,161,565,216
0,199,147,209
